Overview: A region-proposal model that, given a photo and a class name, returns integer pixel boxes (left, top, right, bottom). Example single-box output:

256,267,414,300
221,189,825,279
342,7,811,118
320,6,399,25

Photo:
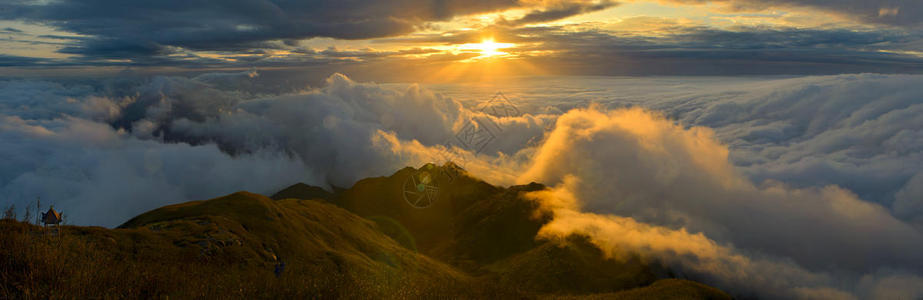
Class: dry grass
544,279,732,300
0,193,518,299
1,219,319,298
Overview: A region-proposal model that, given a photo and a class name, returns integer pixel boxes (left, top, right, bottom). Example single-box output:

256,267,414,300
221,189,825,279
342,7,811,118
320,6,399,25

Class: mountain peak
270,183,334,201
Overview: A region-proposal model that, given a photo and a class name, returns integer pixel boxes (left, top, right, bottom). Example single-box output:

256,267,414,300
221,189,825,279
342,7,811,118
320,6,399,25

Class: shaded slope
486,234,657,295
331,163,720,297
336,163,540,263
269,183,334,201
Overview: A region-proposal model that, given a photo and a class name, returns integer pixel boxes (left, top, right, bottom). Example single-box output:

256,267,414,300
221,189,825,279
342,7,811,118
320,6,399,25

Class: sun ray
458,38,515,59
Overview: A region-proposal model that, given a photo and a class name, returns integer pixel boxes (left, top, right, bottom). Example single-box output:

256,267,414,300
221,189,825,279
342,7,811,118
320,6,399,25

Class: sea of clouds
1,71,922,299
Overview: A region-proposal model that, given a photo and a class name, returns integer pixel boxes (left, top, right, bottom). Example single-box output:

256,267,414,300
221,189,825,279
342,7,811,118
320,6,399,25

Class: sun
459,38,514,59
474,38,505,57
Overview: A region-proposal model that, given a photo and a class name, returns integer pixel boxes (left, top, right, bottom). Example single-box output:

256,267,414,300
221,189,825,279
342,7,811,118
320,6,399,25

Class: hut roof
42,207,62,225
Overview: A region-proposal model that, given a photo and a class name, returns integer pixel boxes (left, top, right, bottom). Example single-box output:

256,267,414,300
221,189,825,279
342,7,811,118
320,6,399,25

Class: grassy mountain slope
275,163,730,298
0,164,731,299
2,192,485,298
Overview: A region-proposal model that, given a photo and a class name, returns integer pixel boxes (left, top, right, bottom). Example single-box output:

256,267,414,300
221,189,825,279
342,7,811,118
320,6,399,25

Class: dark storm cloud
58,39,177,59
35,35,88,41
666,0,923,26
512,25,923,74
505,0,619,25
513,24,911,50
0,0,522,60
318,47,441,59
0,54,47,66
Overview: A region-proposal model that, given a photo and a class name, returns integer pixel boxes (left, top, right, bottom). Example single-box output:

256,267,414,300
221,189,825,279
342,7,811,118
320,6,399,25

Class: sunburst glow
458,38,515,58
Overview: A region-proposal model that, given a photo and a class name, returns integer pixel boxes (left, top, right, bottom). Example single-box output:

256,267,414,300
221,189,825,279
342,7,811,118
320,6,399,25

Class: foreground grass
544,279,730,300
0,193,514,299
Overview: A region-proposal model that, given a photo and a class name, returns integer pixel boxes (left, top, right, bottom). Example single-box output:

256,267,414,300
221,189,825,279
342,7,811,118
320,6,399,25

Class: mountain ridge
0,164,731,299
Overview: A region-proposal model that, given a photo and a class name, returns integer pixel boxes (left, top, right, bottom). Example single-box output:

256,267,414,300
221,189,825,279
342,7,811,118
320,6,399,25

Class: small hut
41,206,62,226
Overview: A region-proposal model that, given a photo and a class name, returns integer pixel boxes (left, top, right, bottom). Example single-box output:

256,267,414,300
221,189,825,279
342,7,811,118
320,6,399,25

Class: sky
2,0,923,79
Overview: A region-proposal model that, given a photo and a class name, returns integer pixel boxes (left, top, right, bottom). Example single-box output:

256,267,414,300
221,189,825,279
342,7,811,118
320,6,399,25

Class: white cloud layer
1,72,922,299
519,107,923,299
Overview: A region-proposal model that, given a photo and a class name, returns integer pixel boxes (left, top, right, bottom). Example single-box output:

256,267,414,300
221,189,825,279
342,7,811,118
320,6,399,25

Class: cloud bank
0,71,549,226
658,75,923,221
519,107,923,299
2,72,923,298
661,0,923,26
427,74,923,227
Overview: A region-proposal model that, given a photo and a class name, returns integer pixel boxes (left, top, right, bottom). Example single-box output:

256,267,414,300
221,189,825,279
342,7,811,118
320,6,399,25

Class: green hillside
0,164,731,299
